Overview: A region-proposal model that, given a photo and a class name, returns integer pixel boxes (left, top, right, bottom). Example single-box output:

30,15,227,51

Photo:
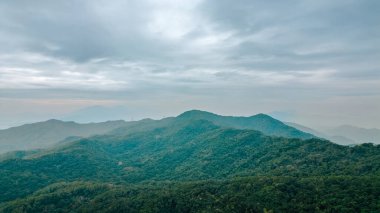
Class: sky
0,0,379,129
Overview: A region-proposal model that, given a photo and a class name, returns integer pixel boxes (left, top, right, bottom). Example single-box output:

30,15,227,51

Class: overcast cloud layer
0,0,379,129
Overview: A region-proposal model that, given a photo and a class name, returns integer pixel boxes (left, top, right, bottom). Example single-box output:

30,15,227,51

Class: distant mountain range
1,110,378,156
0,119,127,154
0,111,379,212
286,122,380,145
326,125,380,144
0,110,314,154
0,110,379,212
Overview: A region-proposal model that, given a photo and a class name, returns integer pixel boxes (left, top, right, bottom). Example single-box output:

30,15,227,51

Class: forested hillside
0,117,379,210
1,176,380,213
0,110,313,154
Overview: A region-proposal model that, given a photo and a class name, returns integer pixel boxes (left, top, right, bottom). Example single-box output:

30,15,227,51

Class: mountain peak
177,110,217,119
251,113,275,119
44,119,77,126
175,110,314,139
45,119,65,123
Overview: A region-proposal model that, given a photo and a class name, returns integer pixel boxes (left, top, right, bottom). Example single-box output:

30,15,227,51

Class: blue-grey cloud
0,0,379,129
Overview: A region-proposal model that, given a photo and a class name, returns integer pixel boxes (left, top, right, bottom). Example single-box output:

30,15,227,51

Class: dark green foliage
172,110,314,139
0,119,379,204
120,110,315,139
1,176,380,213
110,110,315,140
0,113,379,212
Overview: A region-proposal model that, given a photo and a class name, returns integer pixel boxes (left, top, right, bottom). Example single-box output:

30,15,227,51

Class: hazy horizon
1,0,379,129
1,106,379,134
1,1,380,211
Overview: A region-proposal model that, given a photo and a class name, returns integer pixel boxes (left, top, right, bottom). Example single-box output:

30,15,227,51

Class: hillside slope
1,119,379,203
177,110,315,139
110,110,315,140
0,110,315,154
0,119,127,153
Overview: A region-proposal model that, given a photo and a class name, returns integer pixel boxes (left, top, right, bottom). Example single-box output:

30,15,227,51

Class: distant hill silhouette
0,119,127,153
286,122,380,145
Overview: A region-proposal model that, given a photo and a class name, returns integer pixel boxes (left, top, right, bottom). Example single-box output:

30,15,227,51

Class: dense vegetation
0,110,314,155
0,111,379,212
1,176,380,213
106,110,315,144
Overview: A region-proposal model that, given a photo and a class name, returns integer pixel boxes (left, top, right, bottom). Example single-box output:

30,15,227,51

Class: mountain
326,125,380,144
0,110,314,154
285,122,327,139
0,119,127,153
328,135,357,145
285,122,373,145
1,111,379,211
0,118,379,203
177,110,315,139
110,110,315,140
286,122,380,145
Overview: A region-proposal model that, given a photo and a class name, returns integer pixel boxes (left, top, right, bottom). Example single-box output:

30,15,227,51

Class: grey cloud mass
0,0,379,129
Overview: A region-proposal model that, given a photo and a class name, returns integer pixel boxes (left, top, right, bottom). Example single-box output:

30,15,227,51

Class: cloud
0,0,379,128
